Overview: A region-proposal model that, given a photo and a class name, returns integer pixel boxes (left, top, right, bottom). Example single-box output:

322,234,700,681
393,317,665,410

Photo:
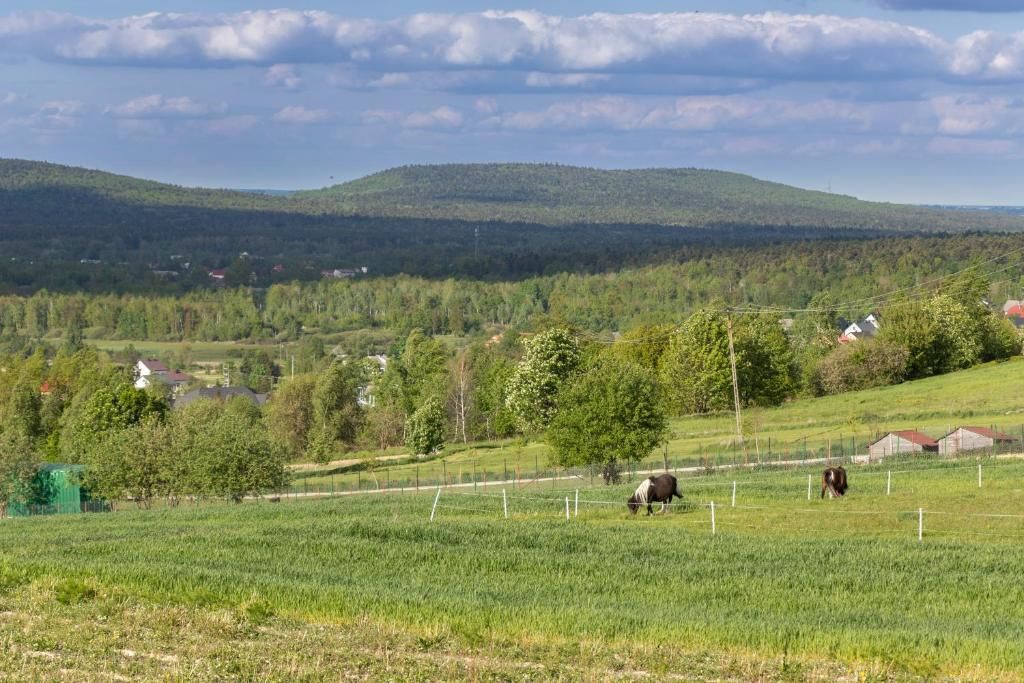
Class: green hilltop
3,157,1023,232
293,162,1024,231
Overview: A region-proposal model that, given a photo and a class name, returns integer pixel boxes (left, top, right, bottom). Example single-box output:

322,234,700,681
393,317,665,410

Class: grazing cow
821,466,848,499
628,473,683,515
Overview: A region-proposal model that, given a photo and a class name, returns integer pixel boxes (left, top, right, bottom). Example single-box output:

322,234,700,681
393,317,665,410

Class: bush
812,340,909,396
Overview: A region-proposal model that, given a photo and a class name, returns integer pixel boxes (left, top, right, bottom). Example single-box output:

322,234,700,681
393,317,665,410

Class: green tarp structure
7,464,86,517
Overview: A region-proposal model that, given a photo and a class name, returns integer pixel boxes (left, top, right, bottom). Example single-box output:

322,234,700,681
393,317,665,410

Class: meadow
2,457,1023,681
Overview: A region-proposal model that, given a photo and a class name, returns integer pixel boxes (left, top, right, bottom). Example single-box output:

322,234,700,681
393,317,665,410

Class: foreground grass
3,459,1024,680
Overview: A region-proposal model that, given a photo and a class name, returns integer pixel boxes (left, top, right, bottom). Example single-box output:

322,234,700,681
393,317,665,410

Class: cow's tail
674,480,683,500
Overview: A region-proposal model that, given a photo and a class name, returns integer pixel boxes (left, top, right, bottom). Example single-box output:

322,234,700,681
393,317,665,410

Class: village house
1003,299,1024,328
937,426,1018,455
868,430,938,458
320,266,368,279
134,358,193,395
838,313,880,343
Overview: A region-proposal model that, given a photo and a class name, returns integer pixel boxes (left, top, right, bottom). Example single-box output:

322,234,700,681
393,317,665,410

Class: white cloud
928,94,1024,135
525,72,612,88
360,109,398,125
7,100,85,131
484,95,877,133
107,94,226,118
272,105,331,124
369,73,412,88
0,9,999,85
402,106,463,129
2,92,21,105
474,97,498,114
264,64,302,90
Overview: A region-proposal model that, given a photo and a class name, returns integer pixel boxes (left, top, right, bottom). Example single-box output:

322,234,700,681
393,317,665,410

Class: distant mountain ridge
3,157,1024,292
293,163,1024,232
3,158,1023,233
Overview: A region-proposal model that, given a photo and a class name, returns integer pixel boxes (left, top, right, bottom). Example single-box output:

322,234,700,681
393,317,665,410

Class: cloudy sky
4,1,1024,202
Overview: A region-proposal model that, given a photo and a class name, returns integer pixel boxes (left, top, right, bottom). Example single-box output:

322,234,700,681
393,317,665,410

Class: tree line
1,235,1022,344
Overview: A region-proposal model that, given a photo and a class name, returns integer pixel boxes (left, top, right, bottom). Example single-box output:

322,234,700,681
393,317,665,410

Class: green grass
88,339,281,364
2,458,1024,680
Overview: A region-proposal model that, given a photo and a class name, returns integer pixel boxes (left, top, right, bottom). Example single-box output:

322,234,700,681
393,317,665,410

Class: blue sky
4,1,1024,202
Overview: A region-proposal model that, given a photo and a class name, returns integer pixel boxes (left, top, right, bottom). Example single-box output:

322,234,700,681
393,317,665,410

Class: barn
938,426,1018,455
868,431,938,458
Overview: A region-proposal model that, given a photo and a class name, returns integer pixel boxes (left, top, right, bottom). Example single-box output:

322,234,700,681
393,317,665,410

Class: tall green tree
80,416,176,509
505,328,582,432
405,395,447,456
0,430,38,517
179,401,288,502
547,358,667,470
879,299,947,379
659,310,732,415
736,314,795,407
926,294,983,371
398,329,449,413
307,360,367,463
59,382,167,461
264,374,317,460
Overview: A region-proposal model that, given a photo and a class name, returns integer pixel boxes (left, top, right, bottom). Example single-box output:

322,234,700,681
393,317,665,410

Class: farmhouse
868,430,938,458
839,313,880,343
134,359,193,394
938,426,1018,455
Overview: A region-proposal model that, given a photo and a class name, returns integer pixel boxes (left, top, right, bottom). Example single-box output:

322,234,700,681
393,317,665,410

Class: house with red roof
938,426,1018,455
868,430,938,458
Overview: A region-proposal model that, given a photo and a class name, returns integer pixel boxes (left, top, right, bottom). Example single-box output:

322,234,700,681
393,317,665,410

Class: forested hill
293,164,1024,232
4,158,1024,293
0,158,281,211
5,157,1024,233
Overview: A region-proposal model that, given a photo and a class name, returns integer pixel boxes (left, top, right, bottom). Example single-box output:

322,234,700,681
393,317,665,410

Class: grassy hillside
295,163,1024,231
2,460,1023,680
290,357,1024,492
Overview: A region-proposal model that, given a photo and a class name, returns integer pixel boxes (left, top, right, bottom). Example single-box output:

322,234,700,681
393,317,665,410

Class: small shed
938,426,1018,455
7,464,86,517
868,431,938,458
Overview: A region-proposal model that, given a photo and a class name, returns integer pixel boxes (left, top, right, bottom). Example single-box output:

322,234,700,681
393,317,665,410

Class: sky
4,1,1024,202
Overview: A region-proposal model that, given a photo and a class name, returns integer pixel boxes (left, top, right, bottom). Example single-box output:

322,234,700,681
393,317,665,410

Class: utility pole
725,309,745,463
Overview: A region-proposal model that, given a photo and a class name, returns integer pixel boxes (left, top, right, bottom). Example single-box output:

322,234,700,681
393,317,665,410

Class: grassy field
290,357,1024,493
2,458,1024,681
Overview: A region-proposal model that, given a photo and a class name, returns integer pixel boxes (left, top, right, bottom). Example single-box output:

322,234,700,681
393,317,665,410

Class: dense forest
0,234,1021,343
3,159,1024,294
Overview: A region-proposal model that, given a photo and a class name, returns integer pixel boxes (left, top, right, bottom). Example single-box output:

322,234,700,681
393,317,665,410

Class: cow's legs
646,503,653,516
